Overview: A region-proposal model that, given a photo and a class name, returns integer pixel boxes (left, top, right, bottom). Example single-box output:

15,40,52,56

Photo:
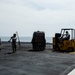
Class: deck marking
69,52,75,54
68,69,75,75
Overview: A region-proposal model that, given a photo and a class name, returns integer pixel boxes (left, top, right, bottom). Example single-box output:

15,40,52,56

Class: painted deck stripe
68,69,75,75
69,52,75,54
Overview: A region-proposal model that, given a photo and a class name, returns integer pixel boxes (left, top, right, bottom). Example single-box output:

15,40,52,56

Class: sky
0,0,75,37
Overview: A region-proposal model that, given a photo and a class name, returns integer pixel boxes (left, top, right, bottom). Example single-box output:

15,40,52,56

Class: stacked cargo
32,31,46,50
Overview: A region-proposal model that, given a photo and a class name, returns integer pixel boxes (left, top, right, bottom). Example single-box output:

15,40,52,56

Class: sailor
9,34,17,53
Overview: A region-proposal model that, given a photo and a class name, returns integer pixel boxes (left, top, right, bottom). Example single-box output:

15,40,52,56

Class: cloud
24,0,75,10
0,0,75,36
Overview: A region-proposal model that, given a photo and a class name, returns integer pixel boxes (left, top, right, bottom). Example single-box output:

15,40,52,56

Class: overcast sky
0,0,75,37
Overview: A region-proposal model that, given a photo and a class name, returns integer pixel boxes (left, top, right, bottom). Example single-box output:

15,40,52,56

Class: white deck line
68,69,75,75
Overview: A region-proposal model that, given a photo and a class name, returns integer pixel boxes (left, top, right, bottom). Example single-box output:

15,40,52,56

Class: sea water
0,36,52,43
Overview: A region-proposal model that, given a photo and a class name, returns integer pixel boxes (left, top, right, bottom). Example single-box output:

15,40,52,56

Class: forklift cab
60,28,75,40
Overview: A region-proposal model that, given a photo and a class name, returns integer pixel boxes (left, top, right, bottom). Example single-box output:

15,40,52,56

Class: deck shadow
28,49,44,52
4,52,14,55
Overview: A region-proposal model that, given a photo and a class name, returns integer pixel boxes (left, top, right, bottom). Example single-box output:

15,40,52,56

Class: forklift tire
56,46,60,51
68,47,74,52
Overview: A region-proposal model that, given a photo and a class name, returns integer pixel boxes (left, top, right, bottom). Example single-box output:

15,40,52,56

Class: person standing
0,38,1,50
9,33,17,53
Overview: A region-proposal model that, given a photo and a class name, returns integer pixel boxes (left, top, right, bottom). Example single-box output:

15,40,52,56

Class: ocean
0,36,52,43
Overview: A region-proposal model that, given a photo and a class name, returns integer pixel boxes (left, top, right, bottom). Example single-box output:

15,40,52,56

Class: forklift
53,28,75,52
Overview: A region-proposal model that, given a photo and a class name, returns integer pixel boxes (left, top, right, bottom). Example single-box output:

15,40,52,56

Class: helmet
66,31,68,33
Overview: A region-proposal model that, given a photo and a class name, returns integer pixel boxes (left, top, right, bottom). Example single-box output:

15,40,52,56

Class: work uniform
65,33,70,40
9,34,17,53
11,37,17,53
0,38,1,50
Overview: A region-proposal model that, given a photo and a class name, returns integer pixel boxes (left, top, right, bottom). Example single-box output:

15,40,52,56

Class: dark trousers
12,43,16,53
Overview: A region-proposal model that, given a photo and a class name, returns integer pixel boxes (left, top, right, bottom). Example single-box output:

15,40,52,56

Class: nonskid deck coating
0,43,75,75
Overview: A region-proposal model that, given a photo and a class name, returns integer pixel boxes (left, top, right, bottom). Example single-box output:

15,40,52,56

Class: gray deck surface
0,43,75,75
